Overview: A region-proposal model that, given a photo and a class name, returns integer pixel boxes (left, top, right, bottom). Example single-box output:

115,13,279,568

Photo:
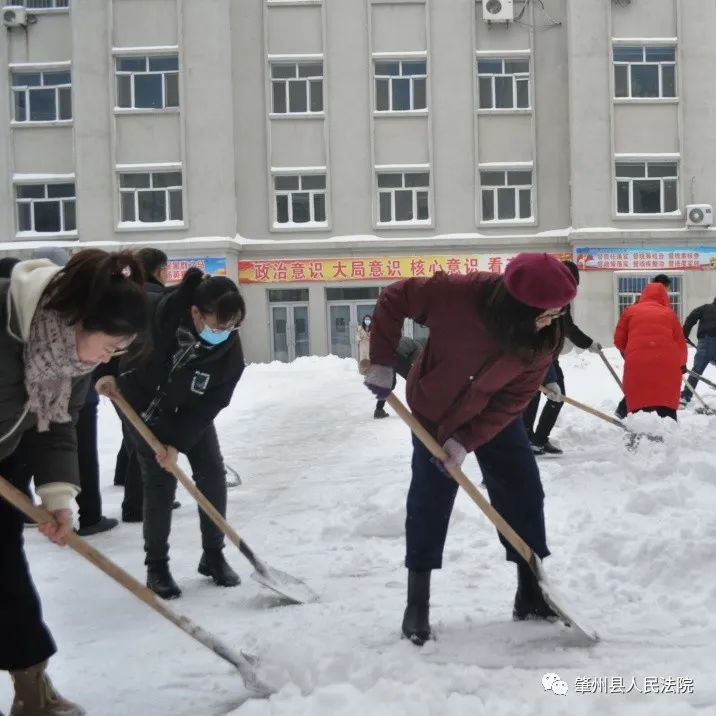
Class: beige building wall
0,0,715,362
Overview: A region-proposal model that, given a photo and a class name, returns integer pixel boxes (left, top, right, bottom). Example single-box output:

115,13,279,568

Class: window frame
478,164,535,225
15,0,70,11
612,43,677,101
115,166,185,230
476,54,531,113
373,56,428,114
614,158,680,217
13,176,77,236
375,168,432,228
268,57,325,117
9,64,73,125
271,170,329,229
113,50,180,113
614,271,684,322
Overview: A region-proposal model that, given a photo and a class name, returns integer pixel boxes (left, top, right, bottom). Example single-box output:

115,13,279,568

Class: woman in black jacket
98,268,246,599
1,250,147,715
522,260,601,454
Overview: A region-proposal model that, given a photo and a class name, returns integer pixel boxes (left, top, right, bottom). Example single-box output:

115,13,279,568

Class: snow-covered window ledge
479,219,538,228
271,222,330,233
375,221,433,230
15,231,78,240
116,221,186,233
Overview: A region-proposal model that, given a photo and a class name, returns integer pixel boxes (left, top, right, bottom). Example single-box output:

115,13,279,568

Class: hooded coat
613,282,687,412
0,260,90,510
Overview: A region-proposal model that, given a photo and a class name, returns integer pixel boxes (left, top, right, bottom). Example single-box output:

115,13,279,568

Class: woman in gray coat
0,250,147,716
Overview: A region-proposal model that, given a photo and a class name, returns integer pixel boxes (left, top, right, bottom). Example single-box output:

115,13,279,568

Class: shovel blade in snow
250,562,319,605
533,557,599,645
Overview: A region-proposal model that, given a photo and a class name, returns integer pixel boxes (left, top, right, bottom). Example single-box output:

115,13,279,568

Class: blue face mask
199,326,232,345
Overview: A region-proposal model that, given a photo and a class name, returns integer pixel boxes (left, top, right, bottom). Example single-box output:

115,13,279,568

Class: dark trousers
405,417,549,570
638,406,677,421
75,399,102,528
682,337,716,402
0,448,56,670
376,400,386,411
119,426,143,518
125,422,227,563
522,361,565,444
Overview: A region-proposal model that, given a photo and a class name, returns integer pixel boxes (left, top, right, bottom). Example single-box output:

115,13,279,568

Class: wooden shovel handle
108,390,260,570
540,386,629,431
597,348,624,392
0,474,250,672
683,377,710,409
385,393,533,565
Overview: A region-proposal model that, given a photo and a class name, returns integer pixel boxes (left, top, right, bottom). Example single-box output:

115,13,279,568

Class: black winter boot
513,560,557,621
401,569,431,645
198,549,241,587
147,560,182,599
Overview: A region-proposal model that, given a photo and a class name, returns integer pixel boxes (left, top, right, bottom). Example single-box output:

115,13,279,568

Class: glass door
271,306,290,362
329,304,352,358
292,305,309,358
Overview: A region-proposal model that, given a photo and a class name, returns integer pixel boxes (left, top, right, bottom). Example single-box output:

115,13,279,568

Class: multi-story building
1,0,715,363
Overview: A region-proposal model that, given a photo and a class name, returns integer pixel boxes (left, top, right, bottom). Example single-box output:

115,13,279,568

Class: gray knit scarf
24,307,96,432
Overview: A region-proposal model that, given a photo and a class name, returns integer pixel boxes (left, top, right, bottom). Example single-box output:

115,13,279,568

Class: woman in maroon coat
365,253,577,644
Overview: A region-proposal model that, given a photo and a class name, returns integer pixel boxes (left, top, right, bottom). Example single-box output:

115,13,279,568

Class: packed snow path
2,351,715,715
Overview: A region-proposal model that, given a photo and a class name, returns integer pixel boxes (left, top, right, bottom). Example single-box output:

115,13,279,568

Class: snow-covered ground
2,350,716,715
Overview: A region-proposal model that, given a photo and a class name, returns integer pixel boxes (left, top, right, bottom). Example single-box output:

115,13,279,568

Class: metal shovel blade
250,561,319,605
533,557,599,644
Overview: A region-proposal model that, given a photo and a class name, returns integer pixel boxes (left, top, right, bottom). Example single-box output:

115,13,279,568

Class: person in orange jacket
613,281,687,420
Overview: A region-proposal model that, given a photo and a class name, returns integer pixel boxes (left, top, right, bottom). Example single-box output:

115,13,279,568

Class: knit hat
503,253,578,309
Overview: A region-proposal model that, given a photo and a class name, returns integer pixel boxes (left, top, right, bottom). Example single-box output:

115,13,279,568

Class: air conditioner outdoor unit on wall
3,6,27,27
483,0,514,23
686,204,713,228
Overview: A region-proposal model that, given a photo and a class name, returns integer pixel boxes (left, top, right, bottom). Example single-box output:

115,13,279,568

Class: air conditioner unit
686,204,713,228
3,6,27,27
483,0,514,22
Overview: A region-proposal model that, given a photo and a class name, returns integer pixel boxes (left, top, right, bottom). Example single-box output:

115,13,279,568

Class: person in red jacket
613,281,687,420
364,253,577,644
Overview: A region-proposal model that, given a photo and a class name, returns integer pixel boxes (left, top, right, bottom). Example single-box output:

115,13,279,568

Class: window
477,58,529,110
119,170,183,224
613,46,676,99
268,289,310,302
616,161,678,215
271,62,323,114
617,274,682,317
326,287,380,301
374,59,427,112
115,55,179,110
273,174,327,225
15,182,76,234
377,171,430,224
17,0,69,7
480,169,533,222
11,69,72,122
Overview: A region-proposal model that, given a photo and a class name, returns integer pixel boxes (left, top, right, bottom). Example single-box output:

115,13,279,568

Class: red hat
503,252,578,309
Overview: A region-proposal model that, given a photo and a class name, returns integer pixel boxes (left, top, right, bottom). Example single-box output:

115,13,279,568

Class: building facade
1,0,715,363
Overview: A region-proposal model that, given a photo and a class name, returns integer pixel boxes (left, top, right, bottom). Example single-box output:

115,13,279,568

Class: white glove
441,438,468,470
544,382,562,402
587,342,603,353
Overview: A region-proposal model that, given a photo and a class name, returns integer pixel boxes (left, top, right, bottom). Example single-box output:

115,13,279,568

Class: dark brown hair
43,249,148,336
135,247,168,283
177,267,245,325
477,277,563,362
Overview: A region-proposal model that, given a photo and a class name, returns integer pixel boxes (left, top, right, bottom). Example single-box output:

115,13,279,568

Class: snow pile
2,351,715,715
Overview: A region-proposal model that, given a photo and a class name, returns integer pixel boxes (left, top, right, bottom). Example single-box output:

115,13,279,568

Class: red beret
503,253,578,309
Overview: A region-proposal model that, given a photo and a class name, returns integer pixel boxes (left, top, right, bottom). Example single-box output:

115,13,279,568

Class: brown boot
10,660,85,716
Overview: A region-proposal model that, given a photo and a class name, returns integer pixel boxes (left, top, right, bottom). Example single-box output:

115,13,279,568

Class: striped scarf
24,307,96,432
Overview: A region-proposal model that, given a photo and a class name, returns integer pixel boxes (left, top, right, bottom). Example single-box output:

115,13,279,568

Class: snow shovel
539,386,663,444
596,348,624,391
385,393,599,645
0,474,272,698
685,367,716,392
682,379,716,416
103,384,317,606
